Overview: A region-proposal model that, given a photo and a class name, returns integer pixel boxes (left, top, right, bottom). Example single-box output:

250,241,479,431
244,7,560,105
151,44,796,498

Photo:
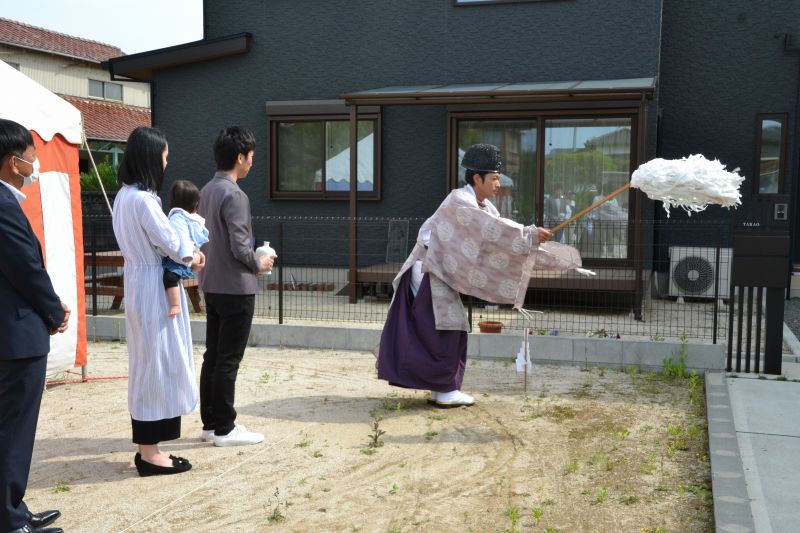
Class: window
754,113,787,194
457,119,538,221
269,115,381,199
544,117,631,260
452,113,636,261
88,79,123,101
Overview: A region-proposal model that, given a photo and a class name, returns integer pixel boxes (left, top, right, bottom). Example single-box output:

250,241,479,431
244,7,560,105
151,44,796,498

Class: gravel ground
785,298,800,341
30,342,712,532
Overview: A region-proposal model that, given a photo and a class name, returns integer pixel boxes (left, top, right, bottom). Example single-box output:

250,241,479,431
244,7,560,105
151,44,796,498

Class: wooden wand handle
549,182,631,234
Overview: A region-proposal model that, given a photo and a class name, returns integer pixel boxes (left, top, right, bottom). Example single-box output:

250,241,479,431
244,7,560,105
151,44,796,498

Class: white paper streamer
516,331,533,375
630,154,744,217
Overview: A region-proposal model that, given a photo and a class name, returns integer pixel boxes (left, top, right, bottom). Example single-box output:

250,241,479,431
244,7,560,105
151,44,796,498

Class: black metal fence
84,214,737,342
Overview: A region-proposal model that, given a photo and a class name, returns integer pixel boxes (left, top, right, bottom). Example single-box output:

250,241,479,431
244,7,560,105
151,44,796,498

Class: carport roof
341,77,656,105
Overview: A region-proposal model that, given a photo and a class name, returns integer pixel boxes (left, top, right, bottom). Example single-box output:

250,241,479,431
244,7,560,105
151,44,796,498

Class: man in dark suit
0,119,68,533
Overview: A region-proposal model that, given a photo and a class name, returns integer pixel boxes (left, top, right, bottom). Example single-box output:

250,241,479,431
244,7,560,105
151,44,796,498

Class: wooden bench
339,263,641,300
339,262,404,297
85,277,203,312
84,251,203,312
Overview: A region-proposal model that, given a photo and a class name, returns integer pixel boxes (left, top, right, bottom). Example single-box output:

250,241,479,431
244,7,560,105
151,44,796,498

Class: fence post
278,222,284,325
90,218,98,317
712,243,720,344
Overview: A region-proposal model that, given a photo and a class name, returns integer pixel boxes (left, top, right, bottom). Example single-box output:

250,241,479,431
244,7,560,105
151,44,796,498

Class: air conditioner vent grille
672,256,714,294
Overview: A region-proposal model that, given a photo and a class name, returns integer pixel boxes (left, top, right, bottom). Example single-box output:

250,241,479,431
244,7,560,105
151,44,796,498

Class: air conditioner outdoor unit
669,246,732,299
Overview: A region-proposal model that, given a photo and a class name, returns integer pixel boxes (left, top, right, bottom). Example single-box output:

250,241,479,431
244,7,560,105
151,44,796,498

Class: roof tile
61,95,150,142
0,17,124,63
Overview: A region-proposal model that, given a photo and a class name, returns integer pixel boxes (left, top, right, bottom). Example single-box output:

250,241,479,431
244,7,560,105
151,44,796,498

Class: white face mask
15,156,40,187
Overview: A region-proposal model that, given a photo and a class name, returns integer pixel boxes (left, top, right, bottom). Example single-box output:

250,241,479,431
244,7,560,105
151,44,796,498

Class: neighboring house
104,1,800,293
0,17,150,171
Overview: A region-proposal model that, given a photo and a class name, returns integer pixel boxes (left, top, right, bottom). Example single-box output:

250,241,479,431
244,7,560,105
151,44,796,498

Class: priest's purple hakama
377,270,468,392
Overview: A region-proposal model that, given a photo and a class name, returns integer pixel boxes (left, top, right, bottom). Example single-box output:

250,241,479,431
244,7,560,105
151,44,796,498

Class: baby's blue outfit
162,208,210,278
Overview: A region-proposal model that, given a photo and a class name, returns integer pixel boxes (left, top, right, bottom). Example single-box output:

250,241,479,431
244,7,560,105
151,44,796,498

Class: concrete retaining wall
87,316,725,372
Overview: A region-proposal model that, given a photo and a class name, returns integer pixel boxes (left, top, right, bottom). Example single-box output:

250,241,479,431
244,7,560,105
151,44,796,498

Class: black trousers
200,293,255,436
0,355,47,532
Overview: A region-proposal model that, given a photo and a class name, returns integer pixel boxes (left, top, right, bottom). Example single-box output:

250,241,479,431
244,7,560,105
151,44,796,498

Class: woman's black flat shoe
134,452,192,477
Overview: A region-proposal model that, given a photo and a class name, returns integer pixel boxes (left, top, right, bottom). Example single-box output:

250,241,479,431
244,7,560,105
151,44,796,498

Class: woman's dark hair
465,169,488,187
0,118,34,163
213,126,256,171
118,126,168,193
167,179,201,213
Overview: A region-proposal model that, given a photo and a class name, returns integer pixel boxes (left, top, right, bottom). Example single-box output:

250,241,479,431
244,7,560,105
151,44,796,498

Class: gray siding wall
659,0,800,222
155,0,662,219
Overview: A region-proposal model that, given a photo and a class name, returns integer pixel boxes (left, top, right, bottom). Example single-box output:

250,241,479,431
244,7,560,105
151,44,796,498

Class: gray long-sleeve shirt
197,172,259,295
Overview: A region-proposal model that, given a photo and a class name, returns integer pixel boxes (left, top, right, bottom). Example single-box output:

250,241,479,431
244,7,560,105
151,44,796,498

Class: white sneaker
430,391,439,402
213,424,264,447
434,390,475,407
200,429,215,442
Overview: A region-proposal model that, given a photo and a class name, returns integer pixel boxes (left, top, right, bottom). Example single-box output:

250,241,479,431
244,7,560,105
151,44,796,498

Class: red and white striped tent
0,60,87,376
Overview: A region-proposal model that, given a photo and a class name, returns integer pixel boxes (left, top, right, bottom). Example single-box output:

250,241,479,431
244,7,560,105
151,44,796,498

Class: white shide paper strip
630,154,744,216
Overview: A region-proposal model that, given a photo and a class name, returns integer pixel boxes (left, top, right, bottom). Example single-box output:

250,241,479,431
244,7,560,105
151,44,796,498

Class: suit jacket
0,183,64,359
197,172,259,295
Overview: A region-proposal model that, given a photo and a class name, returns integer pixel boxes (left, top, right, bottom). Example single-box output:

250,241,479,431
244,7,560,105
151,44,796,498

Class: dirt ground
27,342,712,532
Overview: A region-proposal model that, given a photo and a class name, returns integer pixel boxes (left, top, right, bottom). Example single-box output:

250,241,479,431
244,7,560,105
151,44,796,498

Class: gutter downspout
778,33,800,296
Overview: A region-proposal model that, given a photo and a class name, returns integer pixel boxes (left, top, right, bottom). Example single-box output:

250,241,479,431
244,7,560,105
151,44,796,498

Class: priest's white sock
436,390,475,404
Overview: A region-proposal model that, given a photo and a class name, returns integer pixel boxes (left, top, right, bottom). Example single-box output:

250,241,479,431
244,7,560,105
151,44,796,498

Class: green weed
266,488,288,523
52,482,71,493
662,334,690,379
368,417,386,449
505,505,521,533
563,457,579,475
595,486,607,504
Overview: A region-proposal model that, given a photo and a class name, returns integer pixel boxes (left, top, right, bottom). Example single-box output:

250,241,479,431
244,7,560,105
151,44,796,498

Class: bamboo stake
549,182,631,234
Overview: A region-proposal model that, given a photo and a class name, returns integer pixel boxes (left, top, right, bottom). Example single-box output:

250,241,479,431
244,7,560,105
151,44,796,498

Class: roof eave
341,79,657,106
103,32,251,82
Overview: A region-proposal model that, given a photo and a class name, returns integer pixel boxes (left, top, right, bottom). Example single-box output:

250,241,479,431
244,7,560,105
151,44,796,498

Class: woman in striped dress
112,127,205,476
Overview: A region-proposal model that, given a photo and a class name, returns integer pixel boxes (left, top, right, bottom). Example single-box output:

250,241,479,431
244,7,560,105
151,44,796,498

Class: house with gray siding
105,0,800,305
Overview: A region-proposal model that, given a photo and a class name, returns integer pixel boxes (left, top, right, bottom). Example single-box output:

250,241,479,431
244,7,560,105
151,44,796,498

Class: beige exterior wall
0,44,150,108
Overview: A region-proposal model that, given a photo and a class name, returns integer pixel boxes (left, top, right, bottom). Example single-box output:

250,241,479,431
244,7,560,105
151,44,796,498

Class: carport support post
348,103,359,303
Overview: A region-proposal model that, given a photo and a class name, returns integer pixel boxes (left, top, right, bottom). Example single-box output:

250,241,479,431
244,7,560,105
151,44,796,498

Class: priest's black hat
461,143,504,173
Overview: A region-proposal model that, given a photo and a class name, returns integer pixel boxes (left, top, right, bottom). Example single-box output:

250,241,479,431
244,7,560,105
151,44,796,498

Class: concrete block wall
87,316,725,372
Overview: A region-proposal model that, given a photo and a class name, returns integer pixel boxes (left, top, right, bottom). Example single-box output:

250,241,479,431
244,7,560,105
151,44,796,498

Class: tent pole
83,133,113,216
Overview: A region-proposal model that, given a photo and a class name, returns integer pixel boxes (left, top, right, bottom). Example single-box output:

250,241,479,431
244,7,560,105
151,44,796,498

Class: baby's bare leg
166,286,181,318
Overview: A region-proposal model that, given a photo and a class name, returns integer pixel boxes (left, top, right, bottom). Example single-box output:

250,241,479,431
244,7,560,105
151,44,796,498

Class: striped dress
112,185,198,421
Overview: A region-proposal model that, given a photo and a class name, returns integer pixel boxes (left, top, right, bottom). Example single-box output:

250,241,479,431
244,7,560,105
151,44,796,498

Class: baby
163,180,209,318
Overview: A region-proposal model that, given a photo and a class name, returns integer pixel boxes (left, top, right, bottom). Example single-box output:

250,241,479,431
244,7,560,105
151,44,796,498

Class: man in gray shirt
198,126,273,447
